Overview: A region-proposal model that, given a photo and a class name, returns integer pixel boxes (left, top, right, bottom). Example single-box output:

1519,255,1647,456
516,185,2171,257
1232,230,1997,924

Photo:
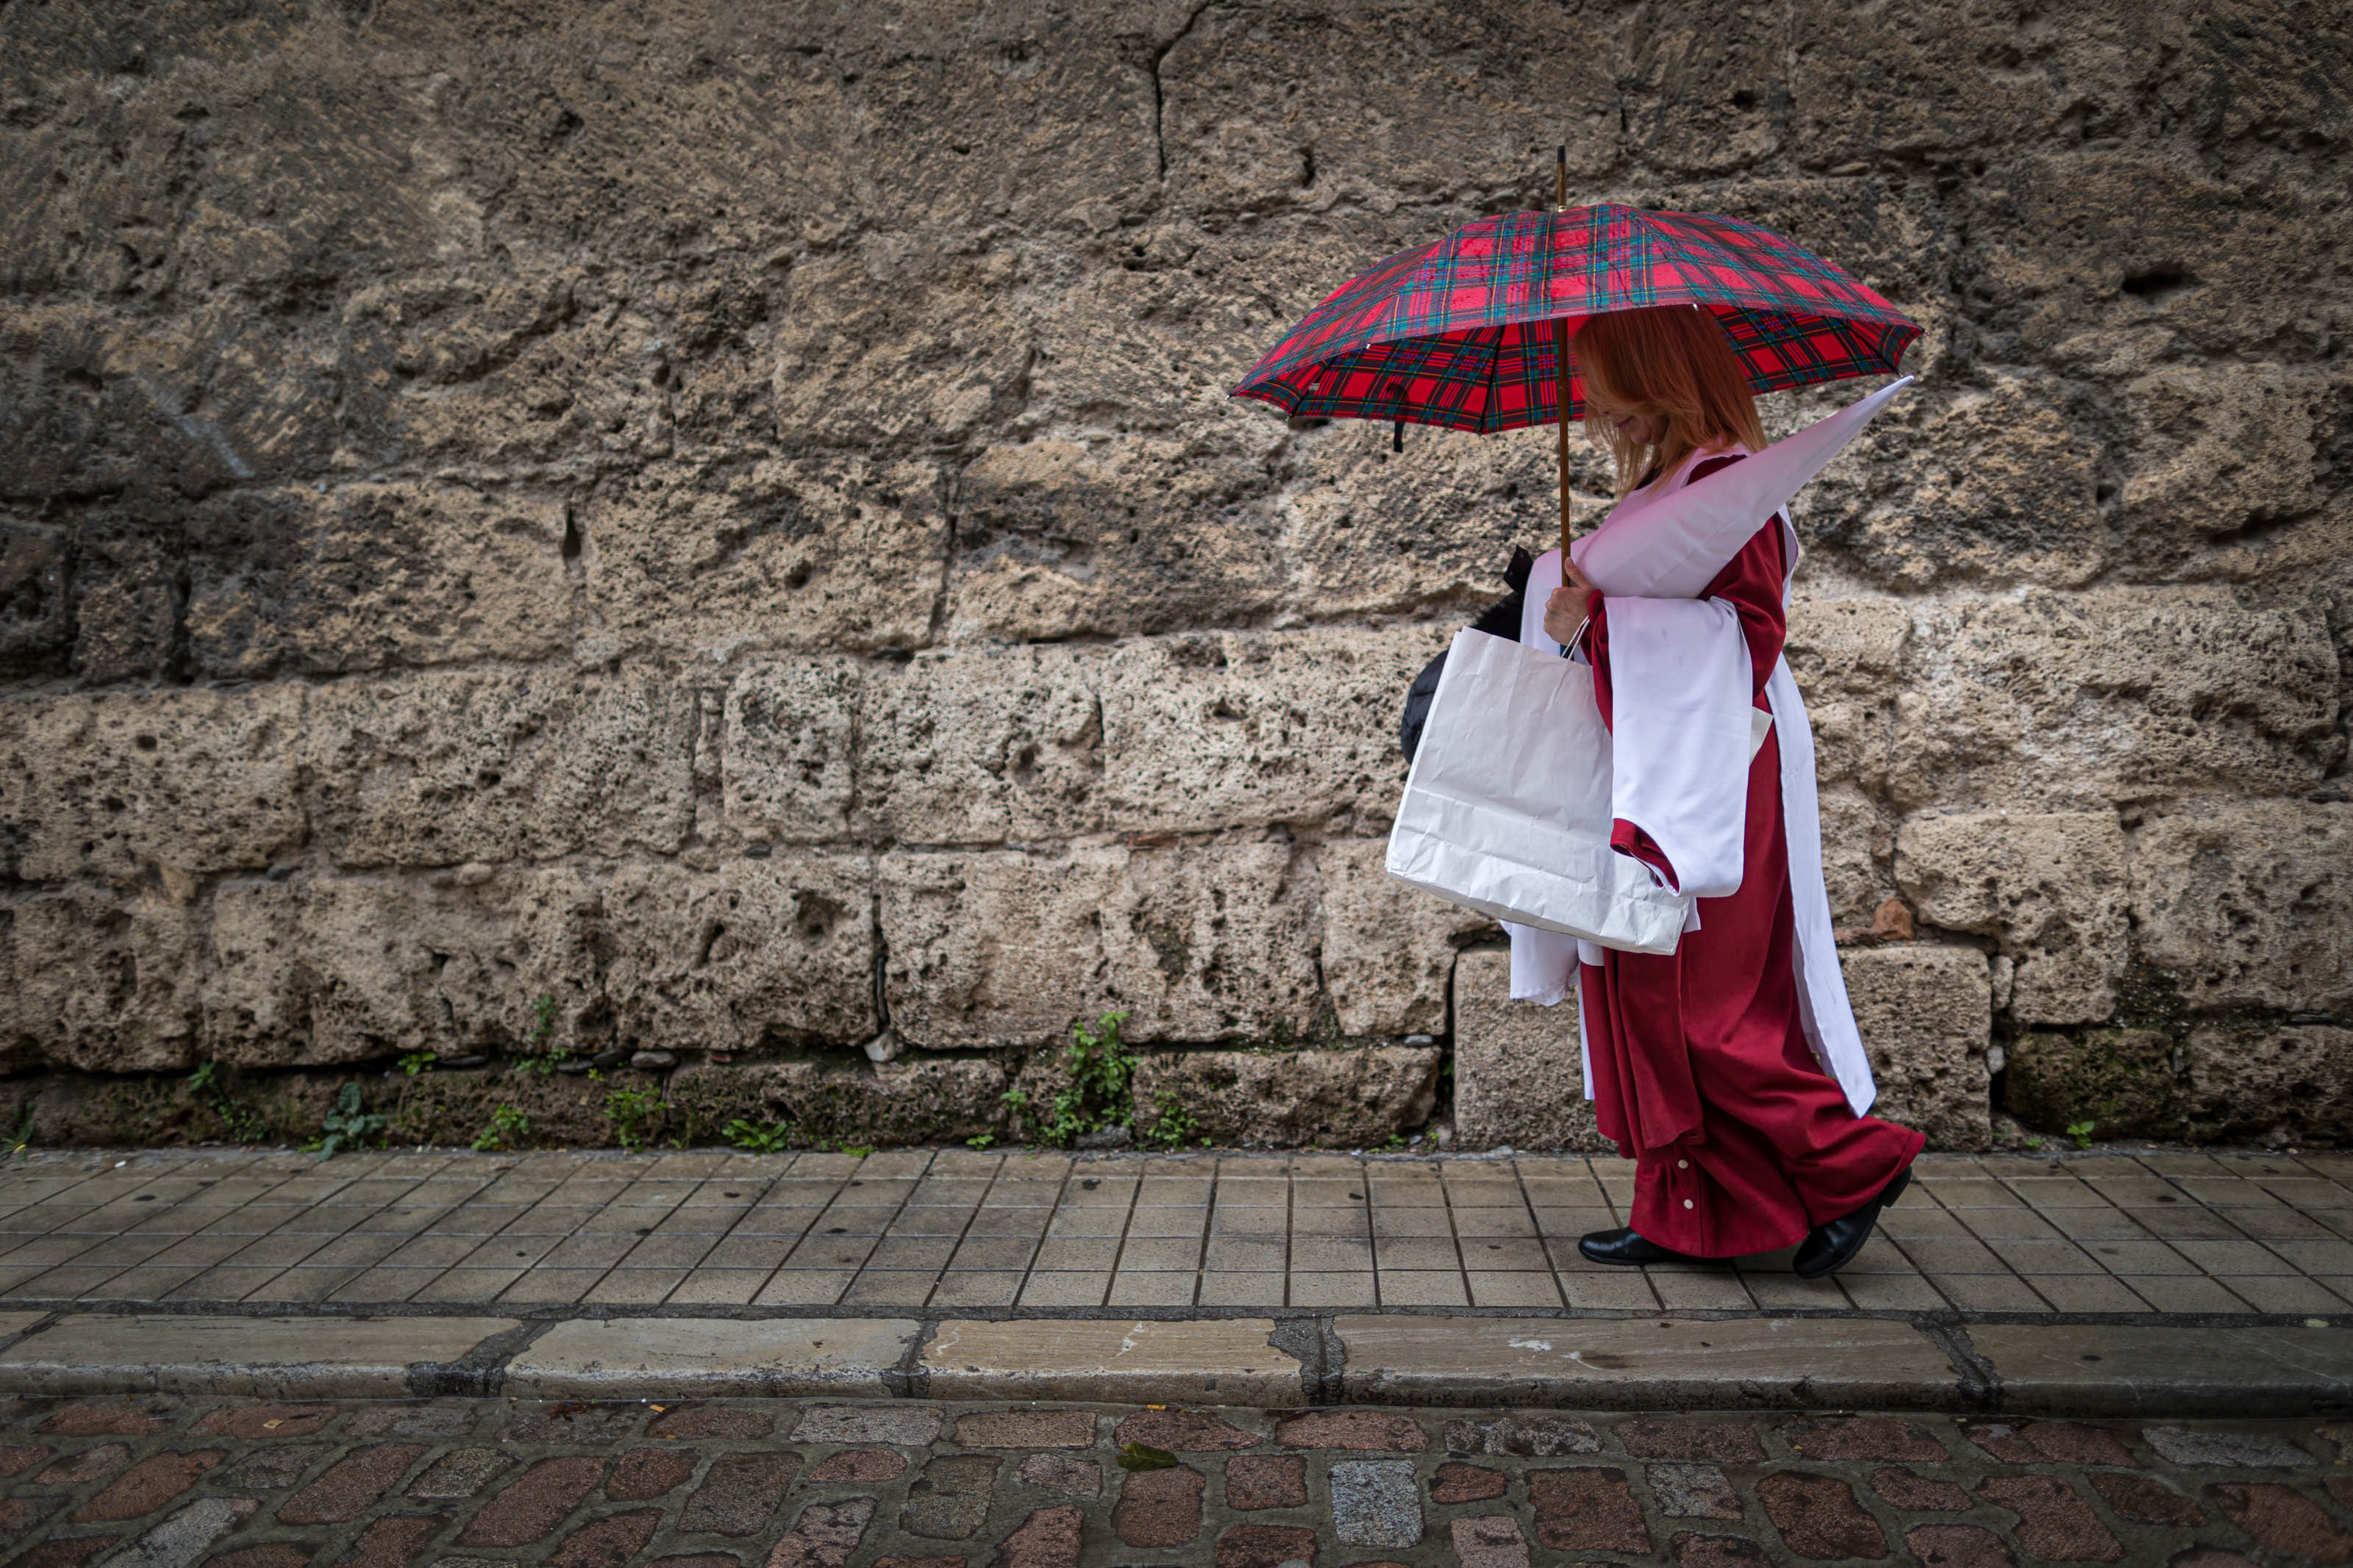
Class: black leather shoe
1578,1228,1707,1267
1793,1166,1913,1280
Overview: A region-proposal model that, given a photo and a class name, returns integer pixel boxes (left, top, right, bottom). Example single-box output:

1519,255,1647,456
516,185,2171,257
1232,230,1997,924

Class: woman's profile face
1582,382,1668,448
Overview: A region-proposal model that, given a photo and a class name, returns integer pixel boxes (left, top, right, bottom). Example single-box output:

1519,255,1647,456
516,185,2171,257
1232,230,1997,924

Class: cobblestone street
0,1392,2347,1568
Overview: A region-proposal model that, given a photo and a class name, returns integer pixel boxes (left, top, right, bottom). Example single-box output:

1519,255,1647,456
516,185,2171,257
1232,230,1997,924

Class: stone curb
0,1310,2345,1416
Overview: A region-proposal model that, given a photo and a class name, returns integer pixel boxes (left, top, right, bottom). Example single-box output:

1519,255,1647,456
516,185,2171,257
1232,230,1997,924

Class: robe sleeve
1583,453,1789,890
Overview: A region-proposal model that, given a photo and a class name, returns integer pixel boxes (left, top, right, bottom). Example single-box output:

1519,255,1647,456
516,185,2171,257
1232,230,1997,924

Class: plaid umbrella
1229,162,1920,568
1230,204,1918,433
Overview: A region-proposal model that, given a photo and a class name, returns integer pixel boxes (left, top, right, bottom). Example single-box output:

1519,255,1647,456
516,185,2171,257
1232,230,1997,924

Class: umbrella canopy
1229,202,1918,436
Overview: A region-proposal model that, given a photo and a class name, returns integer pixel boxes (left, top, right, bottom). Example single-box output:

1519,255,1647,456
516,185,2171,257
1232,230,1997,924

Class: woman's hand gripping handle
1540,554,1601,650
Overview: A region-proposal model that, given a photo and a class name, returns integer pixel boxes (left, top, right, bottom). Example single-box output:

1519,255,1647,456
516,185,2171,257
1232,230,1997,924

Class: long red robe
1579,456,1922,1257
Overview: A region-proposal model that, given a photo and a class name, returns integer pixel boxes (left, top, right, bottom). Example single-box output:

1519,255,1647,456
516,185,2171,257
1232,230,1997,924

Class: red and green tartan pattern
1231,204,1921,434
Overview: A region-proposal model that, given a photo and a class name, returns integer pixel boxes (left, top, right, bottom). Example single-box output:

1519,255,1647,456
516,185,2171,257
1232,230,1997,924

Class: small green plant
723,1117,795,1155
966,1133,997,1150
607,1087,665,1153
1382,1131,1409,1152
187,1062,270,1145
1140,1087,1204,1151
2066,1119,2097,1150
1116,1442,1179,1472
4,1103,32,1161
398,1052,438,1077
305,1081,388,1161
840,1144,875,1159
513,995,568,1075
1035,1009,1136,1148
472,1103,529,1153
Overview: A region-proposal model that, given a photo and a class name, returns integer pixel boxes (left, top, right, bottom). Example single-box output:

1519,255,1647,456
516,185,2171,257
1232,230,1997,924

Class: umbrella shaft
1554,316,1572,581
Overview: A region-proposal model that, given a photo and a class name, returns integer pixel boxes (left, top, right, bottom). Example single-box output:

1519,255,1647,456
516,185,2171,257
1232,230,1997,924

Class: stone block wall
0,1,2346,1151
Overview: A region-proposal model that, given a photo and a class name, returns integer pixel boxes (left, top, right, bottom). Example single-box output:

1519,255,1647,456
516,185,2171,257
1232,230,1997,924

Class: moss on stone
2004,1028,2183,1139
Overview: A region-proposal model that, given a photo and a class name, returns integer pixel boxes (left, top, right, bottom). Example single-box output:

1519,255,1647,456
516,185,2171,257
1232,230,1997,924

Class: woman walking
1539,304,1921,1278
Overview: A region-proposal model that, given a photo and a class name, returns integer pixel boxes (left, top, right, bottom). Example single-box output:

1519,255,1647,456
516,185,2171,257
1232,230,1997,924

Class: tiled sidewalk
0,1146,2343,1319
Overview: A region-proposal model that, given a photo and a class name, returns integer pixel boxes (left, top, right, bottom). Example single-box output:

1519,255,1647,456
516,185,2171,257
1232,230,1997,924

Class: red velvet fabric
1575,455,1921,1256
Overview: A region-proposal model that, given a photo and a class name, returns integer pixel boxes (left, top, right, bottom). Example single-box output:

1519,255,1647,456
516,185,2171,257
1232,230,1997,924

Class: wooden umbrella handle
1553,146,1573,582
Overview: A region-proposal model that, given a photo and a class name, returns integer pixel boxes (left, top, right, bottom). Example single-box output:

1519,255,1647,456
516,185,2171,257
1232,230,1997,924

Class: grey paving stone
792,1403,944,1445
0,1312,517,1396
1970,1324,2353,1417
2142,1426,2317,1468
96,1496,257,1568
922,1317,1303,1403
1648,1461,1743,1519
504,1315,918,1397
1329,1458,1422,1547
409,1445,515,1497
1338,1317,1960,1409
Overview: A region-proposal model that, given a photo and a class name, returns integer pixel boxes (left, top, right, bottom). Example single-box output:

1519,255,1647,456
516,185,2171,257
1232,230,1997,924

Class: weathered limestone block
184,483,573,679
1318,839,1493,1039
774,249,1039,454
301,667,695,868
581,454,948,658
4,889,203,1073
2183,1025,2353,1147
1157,2,1619,212
879,845,1318,1050
1449,949,1603,1153
1790,11,2175,164
2129,801,2353,1015
666,1056,1011,1146
1839,944,1992,1150
1805,376,2104,589
0,302,337,500
353,275,681,474
71,529,179,683
943,436,1288,642
721,658,860,845
1,687,305,886
1891,588,2340,812
1129,1046,1442,1149
1099,629,1443,833
2114,364,2344,576
1785,592,1909,792
600,856,876,1054
2004,1028,2182,1142
1963,154,2348,367
855,645,1106,845
1280,425,1590,623
0,523,68,672
1896,811,2129,1025
1815,787,1897,929
201,870,604,1070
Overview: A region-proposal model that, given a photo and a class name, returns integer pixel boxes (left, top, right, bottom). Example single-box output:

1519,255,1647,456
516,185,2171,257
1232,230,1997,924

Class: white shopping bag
1385,627,1693,955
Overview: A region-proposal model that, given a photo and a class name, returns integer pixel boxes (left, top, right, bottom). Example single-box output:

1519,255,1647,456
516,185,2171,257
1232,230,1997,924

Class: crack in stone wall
0,0,2346,1152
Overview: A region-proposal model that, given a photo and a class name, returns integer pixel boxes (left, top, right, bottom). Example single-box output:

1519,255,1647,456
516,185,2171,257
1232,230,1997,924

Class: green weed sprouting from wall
513,995,569,1075
1032,1009,1136,1148
306,1082,388,1161
186,1062,269,1145
723,1117,796,1154
472,1103,529,1152
605,1087,663,1153
1141,1087,1204,1151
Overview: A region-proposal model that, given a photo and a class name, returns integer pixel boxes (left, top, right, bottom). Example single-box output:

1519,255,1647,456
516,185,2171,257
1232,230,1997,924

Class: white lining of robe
1502,448,1878,1119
